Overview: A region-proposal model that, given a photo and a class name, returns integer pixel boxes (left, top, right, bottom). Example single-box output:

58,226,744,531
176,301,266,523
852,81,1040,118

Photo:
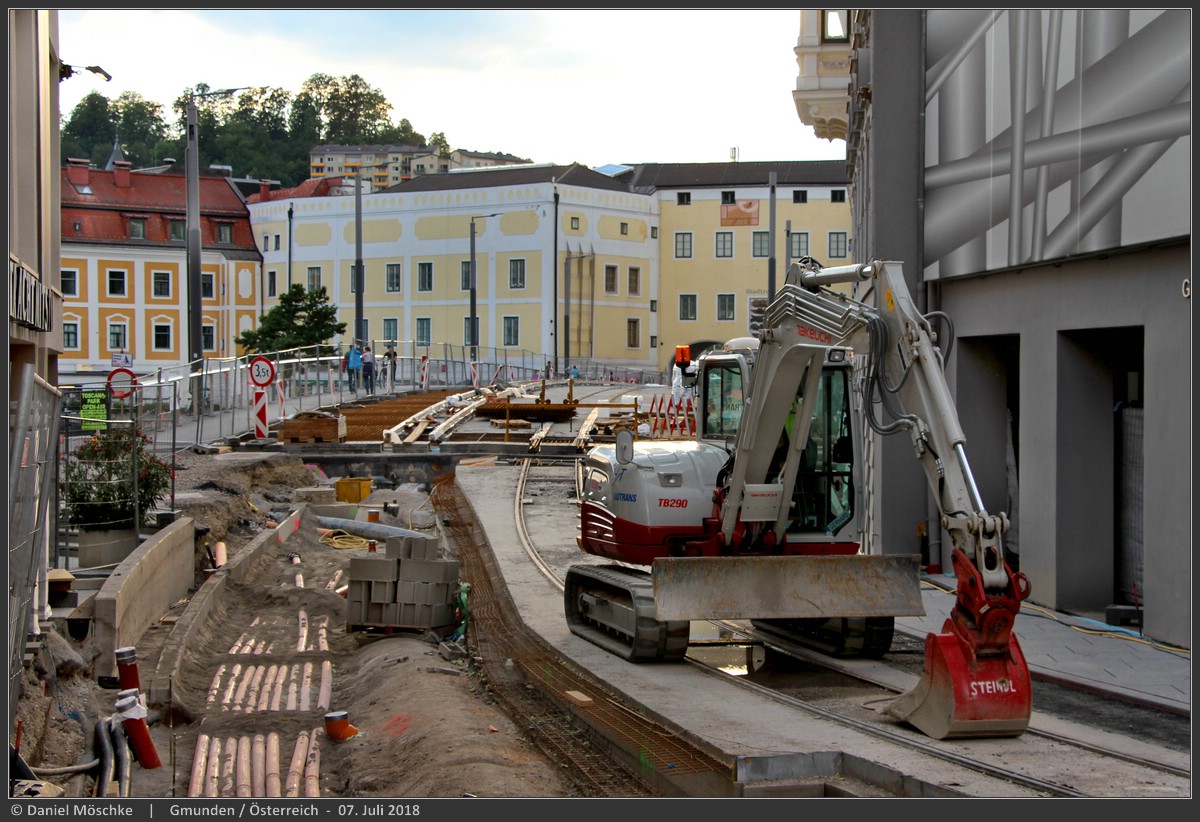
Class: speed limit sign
249,356,276,387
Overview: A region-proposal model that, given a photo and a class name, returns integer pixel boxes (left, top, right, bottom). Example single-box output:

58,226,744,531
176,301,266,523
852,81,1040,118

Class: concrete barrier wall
92,517,195,681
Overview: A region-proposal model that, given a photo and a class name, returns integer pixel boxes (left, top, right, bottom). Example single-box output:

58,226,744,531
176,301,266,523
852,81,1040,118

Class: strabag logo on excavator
796,324,834,345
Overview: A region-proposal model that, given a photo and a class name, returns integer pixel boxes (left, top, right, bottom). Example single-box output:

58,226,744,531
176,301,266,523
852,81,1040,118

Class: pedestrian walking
345,343,361,392
362,346,376,394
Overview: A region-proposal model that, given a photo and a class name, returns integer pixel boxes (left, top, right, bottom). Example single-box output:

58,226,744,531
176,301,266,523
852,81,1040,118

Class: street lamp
186,86,247,408
468,212,501,363
353,155,389,347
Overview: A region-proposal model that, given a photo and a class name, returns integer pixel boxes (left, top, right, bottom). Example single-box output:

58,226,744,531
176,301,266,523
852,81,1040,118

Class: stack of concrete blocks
344,533,460,632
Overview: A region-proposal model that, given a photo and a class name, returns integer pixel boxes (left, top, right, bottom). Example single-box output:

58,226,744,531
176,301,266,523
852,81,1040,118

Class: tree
61,91,115,167
429,132,451,158
110,91,168,167
236,285,346,355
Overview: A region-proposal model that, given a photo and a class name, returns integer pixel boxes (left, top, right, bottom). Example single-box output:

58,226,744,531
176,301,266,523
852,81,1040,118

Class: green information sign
80,388,109,431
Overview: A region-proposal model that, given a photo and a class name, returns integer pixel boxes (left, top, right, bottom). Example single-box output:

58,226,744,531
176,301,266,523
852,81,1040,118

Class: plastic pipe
114,647,141,692
236,736,252,797
188,733,210,797
265,732,281,797
314,516,427,541
220,737,236,797
114,695,160,770
284,731,308,797
258,665,278,712
93,715,113,797
110,717,130,798
296,610,309,652
213,541,227,568
244,666,266,714
300,662,313,712
304,728,323,797
205,736,221,797
206,665,225,706
317,660,332,710
251,734,266,797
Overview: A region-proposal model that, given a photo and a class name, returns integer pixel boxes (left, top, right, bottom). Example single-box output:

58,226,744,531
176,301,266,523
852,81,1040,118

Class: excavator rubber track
564,564,691,662
750,616,896,659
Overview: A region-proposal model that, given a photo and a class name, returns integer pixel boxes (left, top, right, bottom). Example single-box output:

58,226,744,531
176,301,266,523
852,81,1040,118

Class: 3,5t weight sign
249,356,276,387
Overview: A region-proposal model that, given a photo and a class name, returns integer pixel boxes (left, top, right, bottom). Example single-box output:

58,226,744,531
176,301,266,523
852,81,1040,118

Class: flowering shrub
61,428,173,530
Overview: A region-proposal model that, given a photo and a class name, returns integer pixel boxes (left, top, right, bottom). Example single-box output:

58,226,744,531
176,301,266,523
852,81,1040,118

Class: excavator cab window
793,367,854,534
701,361,746,440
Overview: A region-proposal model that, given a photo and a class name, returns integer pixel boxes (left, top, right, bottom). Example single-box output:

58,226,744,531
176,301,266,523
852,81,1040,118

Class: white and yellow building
250,160,851,374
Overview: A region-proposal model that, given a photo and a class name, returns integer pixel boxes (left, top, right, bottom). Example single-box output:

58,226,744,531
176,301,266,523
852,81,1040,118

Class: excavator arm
784,258,1032,739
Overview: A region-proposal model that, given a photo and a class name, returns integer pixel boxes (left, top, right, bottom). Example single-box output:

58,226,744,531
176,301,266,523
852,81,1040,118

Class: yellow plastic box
335,477,372,503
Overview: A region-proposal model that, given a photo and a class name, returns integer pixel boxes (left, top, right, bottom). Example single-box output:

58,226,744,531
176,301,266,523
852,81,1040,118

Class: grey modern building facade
797,9,1191,647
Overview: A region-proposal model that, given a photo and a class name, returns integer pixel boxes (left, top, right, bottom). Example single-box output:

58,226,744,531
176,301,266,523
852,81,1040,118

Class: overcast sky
57,9,847,169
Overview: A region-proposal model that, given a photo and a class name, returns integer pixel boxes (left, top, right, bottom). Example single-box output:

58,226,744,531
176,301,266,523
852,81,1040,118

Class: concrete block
379,603,400,626
346,580,369,605
293,487,336,504
428,604,453,629
418,581,451,605
410,535,440,560
309,502,358,519
398,559,459,584
369,581,396,604
385,536,411,560
396,580,417,604
349,556,398,582
399,603,419,626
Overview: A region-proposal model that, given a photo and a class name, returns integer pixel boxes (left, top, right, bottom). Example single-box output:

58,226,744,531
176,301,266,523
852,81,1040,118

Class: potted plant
61,428,173,566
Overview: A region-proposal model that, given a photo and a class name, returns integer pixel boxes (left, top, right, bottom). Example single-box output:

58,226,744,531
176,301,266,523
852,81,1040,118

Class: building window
417,262,433,292
570,216,580,230
676,192,691,206
153,323,172,350
201,272,215,299
509,258,526,289
790,231,810,259
416,317,431,347
463,317,478,347
829,231,849,258
651,227,658,239
793,190,808,204
152,270,171,298
359,318,369,343
650,300,657,313
752,231,770,257
674,232,693,259
129,218,146,240
307,266,322,292
61,269,78,297
721,191,735,204
386,263,402,292
627,266,640,297
201,324,215,351
626,318,640,348
383,318,398,343
717,293,736,321
503,316,519,347
715,231,733,258
620,222,628,236
822,9,849,42
217,224,233,244
169,221,185,241
831,189,847,203
63,321,79,350
679,294,697,321
460,261,472,291
273,234,281,250
649,334,657,350
262,233,269,251
107,269,126,297
108,322,127,350
267,270,277,297
604,264,618,294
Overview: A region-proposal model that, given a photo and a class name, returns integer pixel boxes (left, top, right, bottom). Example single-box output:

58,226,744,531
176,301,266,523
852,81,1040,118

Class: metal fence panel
8,364,63,734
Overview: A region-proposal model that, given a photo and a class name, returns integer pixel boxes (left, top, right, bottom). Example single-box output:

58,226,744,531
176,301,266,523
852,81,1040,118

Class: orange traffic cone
324,710,359,741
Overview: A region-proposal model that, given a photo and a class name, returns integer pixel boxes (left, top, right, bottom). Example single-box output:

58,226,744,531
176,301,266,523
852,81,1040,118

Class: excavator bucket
886,620,1031,739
